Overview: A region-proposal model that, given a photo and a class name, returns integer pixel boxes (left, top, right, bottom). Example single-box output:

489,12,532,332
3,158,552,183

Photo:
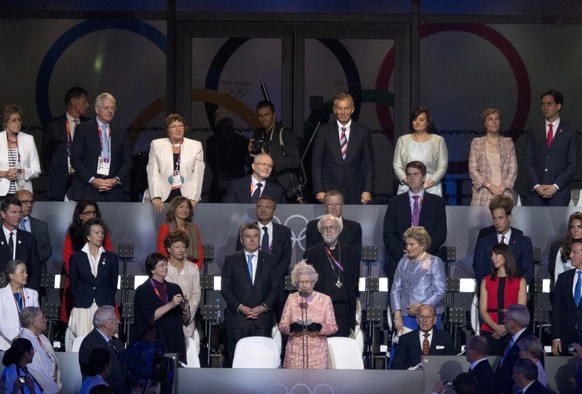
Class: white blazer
19,328,61,394
146,137,205,202
0,131,41,196
0,285,39,350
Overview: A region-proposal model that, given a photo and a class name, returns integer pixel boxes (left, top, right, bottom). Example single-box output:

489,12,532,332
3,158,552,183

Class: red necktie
547,123,554,148
422,332,430,355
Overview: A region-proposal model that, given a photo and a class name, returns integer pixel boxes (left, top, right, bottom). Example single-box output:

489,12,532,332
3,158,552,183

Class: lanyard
325,246,344,272
150,279,168,303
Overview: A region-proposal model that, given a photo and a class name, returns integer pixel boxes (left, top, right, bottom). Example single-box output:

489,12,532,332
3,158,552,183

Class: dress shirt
408,189,425,209
2,225,16,260
19,216,30,232
510,327,527,344
244,251,258,284
337,119,352,142
519,380,535,393
497,229,512,245
66,113,78,141
546,118,561,138
250,174,264,197
259,221,273,251
418,329,433,348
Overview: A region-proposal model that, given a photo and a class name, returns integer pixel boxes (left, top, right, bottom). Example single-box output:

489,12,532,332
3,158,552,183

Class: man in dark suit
223,153,285,203
221,223,280,363
69,92,131,202
0,197,40,290
79,305,127,393
495,304,534,394
305,190,362,257
42,86,91,201
391,304,455,369
383,161,447,281
15,190,52,273
235,196,292,320
512,359,551,394
311,92,374,205
303,215,360,337
525,89,578,206
473,195,533,286
465,335,495,394
551,239,582,356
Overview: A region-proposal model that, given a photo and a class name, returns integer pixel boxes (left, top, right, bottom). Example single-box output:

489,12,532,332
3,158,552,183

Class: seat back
71,334,87,352
327,337,364,369
182,337,200,368
232,336,280,368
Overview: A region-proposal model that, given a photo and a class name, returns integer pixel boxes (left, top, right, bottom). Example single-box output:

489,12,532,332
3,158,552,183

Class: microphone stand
299,290,309,369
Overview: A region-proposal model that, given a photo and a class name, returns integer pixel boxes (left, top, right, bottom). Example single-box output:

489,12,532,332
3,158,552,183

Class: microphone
298,290,309,368
298,290,308,298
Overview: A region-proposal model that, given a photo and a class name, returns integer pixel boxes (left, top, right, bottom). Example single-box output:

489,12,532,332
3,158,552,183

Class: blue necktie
247,254,254,283
500,338,514,366
101,123,110,158
575,271,582,307
261,226,269,252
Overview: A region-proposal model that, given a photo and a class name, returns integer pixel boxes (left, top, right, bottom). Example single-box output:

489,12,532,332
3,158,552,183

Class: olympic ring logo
268,383,334,394
283,214,310,251
224,87,249,99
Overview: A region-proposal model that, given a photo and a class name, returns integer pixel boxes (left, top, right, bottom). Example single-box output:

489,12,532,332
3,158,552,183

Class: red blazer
156,222,204,271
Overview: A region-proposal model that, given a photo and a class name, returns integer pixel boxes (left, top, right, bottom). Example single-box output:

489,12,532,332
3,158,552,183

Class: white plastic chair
327,337,364,369
470,292,480,335
271,325,282,355
352,325,364,355
71,334,87,352
182,336,200,368
232,336,280,368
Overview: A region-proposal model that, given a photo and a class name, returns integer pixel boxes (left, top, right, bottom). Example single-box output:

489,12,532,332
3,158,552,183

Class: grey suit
27,216,52,272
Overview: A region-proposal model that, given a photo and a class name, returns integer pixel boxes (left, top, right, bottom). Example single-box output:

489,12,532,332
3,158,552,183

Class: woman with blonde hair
468,107,517,206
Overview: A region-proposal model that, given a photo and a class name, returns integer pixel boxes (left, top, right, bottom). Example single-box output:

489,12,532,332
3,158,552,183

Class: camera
18,377,25,384
569,345,577,353
443,380,454,386
250,138,270,155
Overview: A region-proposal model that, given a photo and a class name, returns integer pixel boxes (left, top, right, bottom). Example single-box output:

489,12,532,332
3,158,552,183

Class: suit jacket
236,222,292,282
383,192,447,279
469,359,495,394
0,131,41,196
473,231,533,285
69,250,119,308
552,269,582,351
522,380,551,394
28,216,53,269
311,121,374,204
42,114,91,200
495,329,534,394
79,328,127,394
0,285,39,350
305,217,362,258
391,328,455,370
223,175,285,203
525,119,578,203
0,228,41,290
146,137,205,202
220,250,279,330
69,119,131,201
302,242,360,332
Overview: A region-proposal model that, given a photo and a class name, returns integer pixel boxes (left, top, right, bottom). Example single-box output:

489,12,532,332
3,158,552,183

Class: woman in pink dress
279,261,338,369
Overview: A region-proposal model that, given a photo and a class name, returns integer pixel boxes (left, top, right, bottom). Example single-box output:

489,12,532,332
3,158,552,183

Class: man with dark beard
302,214,359,337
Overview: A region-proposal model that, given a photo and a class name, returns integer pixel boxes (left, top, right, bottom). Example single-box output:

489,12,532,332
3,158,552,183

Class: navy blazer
473,231,533,285
383,192,447,279
223,175,285,204
391,328,455,370
469,359,495,394
305,217,362,258
79,328,127,393
311,121,375,204
69,119,131,201
0,228,41,290
221,250,279,330
494,329,534,394
552,269,582,352
525,119,578,204
69,250,119,308
42,114,91,200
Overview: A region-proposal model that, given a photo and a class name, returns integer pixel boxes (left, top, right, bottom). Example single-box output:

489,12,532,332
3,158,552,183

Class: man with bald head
223,153,285,203
15,189,52,273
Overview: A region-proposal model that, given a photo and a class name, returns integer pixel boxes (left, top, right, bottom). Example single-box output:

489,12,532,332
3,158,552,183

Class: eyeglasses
81,210,97,215
99,106,116,112
321,226,338,232
18,200,33,205
253,162,273,168
242,234,260,240
168,124,185,130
